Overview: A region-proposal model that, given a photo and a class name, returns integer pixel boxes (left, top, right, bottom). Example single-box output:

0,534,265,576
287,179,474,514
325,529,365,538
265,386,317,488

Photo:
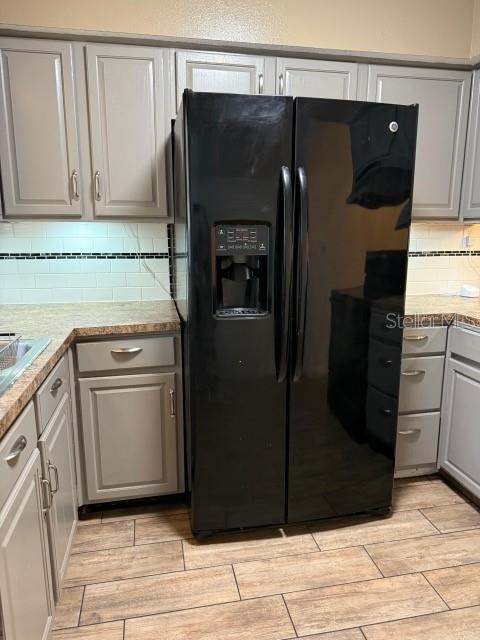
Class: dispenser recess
214,223,269,317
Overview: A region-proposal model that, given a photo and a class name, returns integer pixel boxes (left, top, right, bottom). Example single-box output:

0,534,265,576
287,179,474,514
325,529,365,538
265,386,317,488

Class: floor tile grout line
419,508,446,534
231,564,242,601
358,601,480,634
72,535,191,555
77,585,86,628
80,593,272,627
309,528,443,553
359,627,368,639
281,594,299,638
362,544,386,578
123,618,126,640
101,510,190,525
422,571,452,610
181,539,186,571
64,566,188,590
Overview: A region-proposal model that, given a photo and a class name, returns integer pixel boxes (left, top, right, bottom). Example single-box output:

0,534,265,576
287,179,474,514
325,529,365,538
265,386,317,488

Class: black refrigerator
172,90,418,535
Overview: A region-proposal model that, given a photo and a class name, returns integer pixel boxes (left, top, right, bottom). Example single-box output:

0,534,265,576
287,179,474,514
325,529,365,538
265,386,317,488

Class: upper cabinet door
0,38,82,218
86,44,169,218
461,69,480,219
365,65,471,220
276,58,358,99
174,50,275,113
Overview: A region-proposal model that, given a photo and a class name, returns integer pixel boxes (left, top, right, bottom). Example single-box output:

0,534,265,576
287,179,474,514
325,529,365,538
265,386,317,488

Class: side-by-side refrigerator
173,90,418,535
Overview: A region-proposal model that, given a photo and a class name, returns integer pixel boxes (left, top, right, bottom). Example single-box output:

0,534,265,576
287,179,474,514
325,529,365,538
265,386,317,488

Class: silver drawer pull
404,335,428,342
401,370,425,377
4,435,27,463
41,478,53,512
110,347,143,355
50,377,63,392
381,359,393,366
279,73,284,95
381,408,392,416
169,388,176,417
399,428,421,436
48,462,59,494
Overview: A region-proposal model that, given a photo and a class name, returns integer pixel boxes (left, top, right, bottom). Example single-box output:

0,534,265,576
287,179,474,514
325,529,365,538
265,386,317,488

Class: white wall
0,0,476,60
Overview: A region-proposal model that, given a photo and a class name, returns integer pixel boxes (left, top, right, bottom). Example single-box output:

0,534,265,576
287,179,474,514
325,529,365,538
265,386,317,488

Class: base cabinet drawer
399,355,445,412
79,372,179,501
0,449,54,640
402,326,448,355
396,412,440,469
77,336,175,373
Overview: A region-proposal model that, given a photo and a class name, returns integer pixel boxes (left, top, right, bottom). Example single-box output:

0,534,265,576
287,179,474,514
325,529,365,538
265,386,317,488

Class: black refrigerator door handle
277,165,293,383
293,166,309,383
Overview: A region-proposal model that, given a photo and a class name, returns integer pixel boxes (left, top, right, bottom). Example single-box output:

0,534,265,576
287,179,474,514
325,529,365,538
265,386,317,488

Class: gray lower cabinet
439,327,480,499
79,372,179,501
38,393,77,600
363,65,471,220
0,38,83,218
276,58,358,99
0,449,54,640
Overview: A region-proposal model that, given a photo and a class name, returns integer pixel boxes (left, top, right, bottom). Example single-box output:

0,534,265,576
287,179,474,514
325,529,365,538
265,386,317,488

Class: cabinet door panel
366,65,470,219
79,372,178,501
39,394,77,598
440,356,480,499
0,450,53,640
175,51,274,112
277,58,358,99
0,38,82,217
86,45,169,217
461,69,480,219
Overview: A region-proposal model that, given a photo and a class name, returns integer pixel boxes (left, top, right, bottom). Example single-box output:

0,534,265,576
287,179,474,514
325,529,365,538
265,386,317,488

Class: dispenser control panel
215,224,269,255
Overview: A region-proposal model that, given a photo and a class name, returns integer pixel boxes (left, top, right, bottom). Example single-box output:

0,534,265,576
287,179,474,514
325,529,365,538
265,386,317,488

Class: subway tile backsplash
406,223,480,296
0,221,171,304
0,220,479,303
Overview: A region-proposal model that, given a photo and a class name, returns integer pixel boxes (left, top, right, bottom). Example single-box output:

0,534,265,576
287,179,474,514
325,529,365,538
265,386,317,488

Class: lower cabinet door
79,372,179,501
0,449,53,640
39,393,78,599
439,355,480,499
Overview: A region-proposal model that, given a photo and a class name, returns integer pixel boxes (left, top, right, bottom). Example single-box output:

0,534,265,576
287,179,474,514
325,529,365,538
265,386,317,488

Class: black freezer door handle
277,165,293,383
293,166,309,382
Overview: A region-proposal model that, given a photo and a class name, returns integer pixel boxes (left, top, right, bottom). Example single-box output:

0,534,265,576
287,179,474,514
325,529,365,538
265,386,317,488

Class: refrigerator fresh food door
179,91,294,534
288,97,418,522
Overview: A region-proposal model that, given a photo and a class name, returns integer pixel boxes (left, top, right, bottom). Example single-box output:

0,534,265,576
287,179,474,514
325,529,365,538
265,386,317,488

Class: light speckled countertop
405,294,480,327
0,301,180,440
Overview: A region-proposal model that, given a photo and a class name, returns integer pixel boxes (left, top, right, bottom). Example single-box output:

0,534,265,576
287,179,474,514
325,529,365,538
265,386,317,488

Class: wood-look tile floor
52,477,480,640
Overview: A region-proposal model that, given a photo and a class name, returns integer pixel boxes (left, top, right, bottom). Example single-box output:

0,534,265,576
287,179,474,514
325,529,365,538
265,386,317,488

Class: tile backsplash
0,220,479,303
406,223,480,296
0,221,170,304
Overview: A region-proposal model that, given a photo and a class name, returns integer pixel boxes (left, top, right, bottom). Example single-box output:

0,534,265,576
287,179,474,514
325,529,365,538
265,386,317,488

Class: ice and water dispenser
213,224,269,317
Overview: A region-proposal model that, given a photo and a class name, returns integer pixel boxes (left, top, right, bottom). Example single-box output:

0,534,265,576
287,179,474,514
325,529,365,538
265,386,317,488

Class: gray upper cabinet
364,65,471,219
79,372,179,501
86,44,170,218
174,50,275,113
0,449,53,640
0,38,83,218
276,58,358,99
461,69,480,219
38,394,77,599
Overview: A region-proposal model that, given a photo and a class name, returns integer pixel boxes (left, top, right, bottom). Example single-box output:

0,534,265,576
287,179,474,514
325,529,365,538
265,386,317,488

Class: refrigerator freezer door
288,98,417,522
181,92,294,533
